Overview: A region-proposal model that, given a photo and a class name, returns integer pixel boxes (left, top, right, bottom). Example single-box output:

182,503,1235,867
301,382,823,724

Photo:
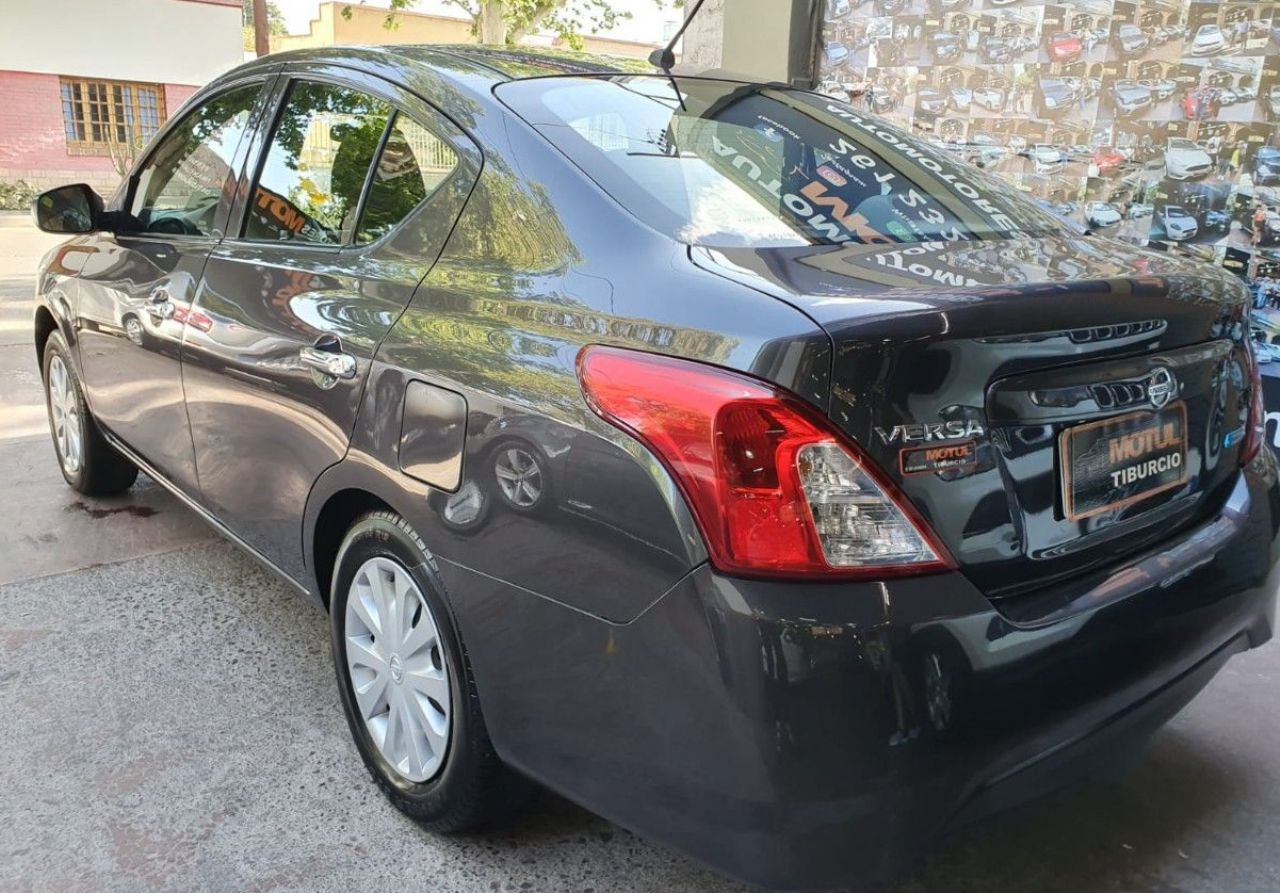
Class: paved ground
1,216,1278,893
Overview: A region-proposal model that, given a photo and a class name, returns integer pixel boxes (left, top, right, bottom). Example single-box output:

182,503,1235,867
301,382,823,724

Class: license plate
1060,403,1188,521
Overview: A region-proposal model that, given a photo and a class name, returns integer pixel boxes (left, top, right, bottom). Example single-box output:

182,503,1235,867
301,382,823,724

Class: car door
181,65,477,580
74,77,274,494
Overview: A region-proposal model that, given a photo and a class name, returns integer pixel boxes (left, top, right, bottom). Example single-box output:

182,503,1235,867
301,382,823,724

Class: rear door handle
299,337,357,381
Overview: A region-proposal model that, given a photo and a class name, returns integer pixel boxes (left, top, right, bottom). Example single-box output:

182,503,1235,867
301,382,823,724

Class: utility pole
253,0,270,57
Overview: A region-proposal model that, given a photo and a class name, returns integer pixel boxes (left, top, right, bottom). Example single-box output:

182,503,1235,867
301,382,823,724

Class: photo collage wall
817,0,1280,365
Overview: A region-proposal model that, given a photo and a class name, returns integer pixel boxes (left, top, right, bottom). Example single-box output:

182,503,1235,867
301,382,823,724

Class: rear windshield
498,75,1064,249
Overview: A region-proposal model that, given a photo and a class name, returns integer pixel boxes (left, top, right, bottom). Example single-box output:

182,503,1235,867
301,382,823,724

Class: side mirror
31,183,104,234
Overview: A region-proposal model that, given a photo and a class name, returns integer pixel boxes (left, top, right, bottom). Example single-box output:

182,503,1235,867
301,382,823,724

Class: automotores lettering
703,94,1012,247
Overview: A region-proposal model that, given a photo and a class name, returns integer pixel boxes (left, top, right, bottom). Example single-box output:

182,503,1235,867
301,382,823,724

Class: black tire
41,331,138,496
330,510,531,831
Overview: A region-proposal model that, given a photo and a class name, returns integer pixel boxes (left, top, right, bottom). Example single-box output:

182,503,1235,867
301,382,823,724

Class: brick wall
0,70,201,197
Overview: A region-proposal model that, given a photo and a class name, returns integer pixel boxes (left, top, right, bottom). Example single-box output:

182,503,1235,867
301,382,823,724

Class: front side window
356,113,459,244
244,81,390,245
499,76,1062,249
128,84,261,237
60,77,166,156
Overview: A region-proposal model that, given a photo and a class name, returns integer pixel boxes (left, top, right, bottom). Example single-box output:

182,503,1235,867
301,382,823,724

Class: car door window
128,83,262,237
245,80,390,246
356,112,460,244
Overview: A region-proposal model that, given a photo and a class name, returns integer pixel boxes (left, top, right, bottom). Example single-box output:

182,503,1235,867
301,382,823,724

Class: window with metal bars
59,77,166,155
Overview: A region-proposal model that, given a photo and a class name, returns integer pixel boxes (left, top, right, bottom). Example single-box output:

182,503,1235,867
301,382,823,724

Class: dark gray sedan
29,46,1279,890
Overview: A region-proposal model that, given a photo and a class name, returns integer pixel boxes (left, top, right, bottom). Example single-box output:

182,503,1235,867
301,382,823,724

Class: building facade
270,2,663,61
0,0,244,196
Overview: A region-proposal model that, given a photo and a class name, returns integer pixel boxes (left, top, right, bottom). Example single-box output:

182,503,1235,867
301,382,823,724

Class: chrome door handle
299,344,357,381
147,286,176,320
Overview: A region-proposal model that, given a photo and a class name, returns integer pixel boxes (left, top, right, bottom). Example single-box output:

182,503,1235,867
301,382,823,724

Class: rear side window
245,80,390,245
499,76,1064,248
357,113,459,244
129,83,261,237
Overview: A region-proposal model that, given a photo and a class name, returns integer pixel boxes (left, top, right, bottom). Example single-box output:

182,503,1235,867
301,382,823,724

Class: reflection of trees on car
129,85,261,236
244,83,391,243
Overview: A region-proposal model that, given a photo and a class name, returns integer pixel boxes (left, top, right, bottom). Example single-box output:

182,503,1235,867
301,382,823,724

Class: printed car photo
1268,84,1280,121
1244,206,1280,244
1182,86,1222,121
1202,208,1233,235
1113,23,1149,58
930,31,962,61
1093,145,1128,174
1158,203,1200,240
961,132,1006,167
1030,142,1068,172
1112,79,1154,117
1048,31,1083,63
1084,200,1123,228
916,86,950,117
1137,77,1176,102
1039,77,1077,116
947,84,972,112
1165,137,1214,180
979,36,1017,63
823,39,851,69
1254,146,1280,185
971,85,1007,111
1190,24,1227,56
29,45,1278,893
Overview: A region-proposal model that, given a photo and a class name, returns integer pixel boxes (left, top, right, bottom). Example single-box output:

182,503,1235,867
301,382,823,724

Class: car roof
419,44,650,75
209,44,656,142
229,44,649,98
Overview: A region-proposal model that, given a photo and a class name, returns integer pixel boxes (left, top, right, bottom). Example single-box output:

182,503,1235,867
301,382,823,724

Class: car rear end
1255,147,1280,184
495,74,1279,889
567,263,1279,888
1051,32,1083,62
662,253,1277,888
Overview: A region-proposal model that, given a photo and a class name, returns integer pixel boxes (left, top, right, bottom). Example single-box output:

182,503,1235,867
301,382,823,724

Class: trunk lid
693,235,1254,598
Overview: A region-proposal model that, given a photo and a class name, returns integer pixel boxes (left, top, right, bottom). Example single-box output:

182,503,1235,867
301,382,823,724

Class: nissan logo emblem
1146,367,1176,410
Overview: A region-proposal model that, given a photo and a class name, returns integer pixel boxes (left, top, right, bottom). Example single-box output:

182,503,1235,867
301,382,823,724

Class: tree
242,0,287,52
344,0,676,49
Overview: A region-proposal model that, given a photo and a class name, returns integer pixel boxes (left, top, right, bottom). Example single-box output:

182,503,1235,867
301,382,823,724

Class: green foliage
344,0,674,47
242,0,287,50
241,0,287,32
0,180,40,212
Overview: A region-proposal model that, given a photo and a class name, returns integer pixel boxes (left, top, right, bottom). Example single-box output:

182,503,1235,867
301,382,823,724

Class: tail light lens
1241,343,1266,466
576,346,953,580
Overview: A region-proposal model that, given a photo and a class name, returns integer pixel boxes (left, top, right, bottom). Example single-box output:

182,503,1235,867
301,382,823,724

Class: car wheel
42,331,138,496
436,478,491,534
330,511,531,831
122,314,146,347
491,442,550,513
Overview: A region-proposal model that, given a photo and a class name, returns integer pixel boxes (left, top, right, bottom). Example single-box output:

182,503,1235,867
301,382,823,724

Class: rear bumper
443,457,1279,891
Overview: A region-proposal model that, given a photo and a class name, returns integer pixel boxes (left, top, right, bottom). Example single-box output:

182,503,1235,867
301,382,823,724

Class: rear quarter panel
307,103,832,623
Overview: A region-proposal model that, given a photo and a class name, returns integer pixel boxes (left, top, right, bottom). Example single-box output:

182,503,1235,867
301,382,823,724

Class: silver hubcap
443,479,485,527
494,447,542,507
344,557,450,783
48,355,83,475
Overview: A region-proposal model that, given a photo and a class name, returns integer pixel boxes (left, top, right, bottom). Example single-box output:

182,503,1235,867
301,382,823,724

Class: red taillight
1241,343,1266,466
576,346,953,580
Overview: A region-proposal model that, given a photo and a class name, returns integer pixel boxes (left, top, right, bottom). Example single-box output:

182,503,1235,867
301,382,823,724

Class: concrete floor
1,217,1278,893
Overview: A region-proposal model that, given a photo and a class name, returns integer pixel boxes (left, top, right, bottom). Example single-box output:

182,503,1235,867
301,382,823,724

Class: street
1,217,1279,893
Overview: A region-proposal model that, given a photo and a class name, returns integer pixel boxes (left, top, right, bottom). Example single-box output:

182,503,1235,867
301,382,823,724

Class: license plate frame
1059,402,1188,522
